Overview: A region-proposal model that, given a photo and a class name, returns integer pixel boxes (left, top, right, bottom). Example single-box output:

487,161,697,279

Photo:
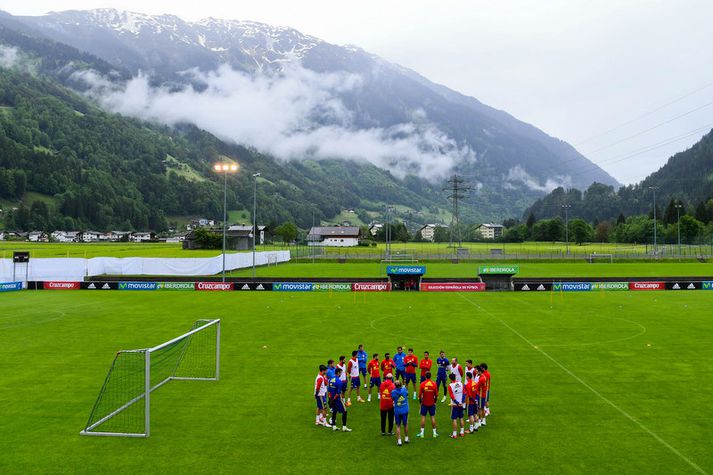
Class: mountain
0,28,447,231
1,8,618,221
523,129,713,223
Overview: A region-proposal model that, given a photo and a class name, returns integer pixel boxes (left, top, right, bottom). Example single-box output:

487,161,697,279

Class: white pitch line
457,293,707,475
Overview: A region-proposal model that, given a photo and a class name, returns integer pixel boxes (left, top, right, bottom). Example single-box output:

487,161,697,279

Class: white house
418,224,438,242
368,223,383,237
109,231,130,241
475,223,505,240
0,231,5,241
308,226,361,247
81,231,102,242
130,232,153,242
51,231,79,242
28,231,48,242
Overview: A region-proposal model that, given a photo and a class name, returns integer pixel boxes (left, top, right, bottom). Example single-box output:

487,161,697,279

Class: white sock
405,436,409,442
419,429,424,435
452,431,457,436
397,438,402,444
433,428,437,435
460,428,464,434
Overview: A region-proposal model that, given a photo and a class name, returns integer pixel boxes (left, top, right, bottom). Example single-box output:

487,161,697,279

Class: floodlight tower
648,186,659,257
675,203,683,255
562,204,571,255
213,162,239,282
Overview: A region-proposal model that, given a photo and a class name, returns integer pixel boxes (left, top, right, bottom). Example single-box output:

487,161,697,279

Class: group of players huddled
314,345,491,445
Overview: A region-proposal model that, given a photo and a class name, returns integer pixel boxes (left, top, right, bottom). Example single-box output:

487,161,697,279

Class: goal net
587,253,613,263
80,319,220,437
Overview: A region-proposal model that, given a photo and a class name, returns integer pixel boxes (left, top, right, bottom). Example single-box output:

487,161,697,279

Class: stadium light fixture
213,162,239,282
648,186,659,257
675,203,683,255
252,173,261,280
561,204,571,255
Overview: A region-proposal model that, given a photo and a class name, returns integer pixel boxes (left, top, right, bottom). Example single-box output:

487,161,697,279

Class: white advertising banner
0,251,290,281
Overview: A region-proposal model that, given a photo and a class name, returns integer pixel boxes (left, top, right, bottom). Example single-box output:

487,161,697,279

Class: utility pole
443,174,473,250
648,186,659,257
562,204,571,255
675,203,683,256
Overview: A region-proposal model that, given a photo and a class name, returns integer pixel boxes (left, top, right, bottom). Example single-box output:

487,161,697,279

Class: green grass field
1,290,711,473
4,240,713,259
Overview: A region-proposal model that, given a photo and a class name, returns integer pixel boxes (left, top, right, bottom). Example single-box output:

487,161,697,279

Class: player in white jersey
314,365,331,427
347,351,365,405
449,358,464,383
336,355,347,398
448,373,466,438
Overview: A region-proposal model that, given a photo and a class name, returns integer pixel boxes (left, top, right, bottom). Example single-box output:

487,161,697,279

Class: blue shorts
351,377,361,389
420,375,426,383
476,395,484,408
359,367,367,377
436,372,447,385
316,395,326,409
420,404,436,417
395,412,408,425
451,405,464,420
395,369,405,380
331,398,346,413
404,373,416,384
467,403,478,416
370,377,381,388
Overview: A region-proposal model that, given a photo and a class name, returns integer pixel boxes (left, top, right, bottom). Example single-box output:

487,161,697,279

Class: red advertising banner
352,282,391,292
421,282,485,292
196,282,234,291
629,281,665,291
43,281,80,290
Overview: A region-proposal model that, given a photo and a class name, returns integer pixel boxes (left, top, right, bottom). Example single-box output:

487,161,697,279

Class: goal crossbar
80,319,220,438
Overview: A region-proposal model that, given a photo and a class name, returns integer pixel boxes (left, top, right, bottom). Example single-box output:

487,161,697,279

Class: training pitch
1,290,711,473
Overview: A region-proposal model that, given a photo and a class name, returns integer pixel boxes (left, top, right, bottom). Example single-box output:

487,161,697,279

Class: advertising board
665,282,700,290
272,282,314,292
515,283,551,291
118,282,158,291
352,282,391,292
0,281,23,292
478,265,519,274
157,282,196,291
590,282,629,291
196,282,234,291
385,266,426,275
312,283,352,292
81,282,117,290
43,281,80,290
420,282,485,292
235,282,273,291
629,281,665,291
553,282,592,292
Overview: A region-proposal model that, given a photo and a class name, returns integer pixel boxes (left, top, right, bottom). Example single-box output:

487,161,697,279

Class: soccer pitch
1,291,712,473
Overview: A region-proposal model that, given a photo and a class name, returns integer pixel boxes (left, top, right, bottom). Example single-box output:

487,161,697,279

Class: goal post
80,319,220,438
587,253,613,263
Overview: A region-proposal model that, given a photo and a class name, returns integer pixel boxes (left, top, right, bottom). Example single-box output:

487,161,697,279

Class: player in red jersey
481,362,491,416
366,353,381,402
416,371,438,438
379,374,396,435
381,352,395,380
464,372,480,433
476,365,488,426
419,351,433,384
403,348,419,400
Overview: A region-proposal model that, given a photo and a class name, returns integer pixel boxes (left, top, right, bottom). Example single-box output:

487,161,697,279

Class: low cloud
73,62,474,180
506,166,571,193
0,45,20,68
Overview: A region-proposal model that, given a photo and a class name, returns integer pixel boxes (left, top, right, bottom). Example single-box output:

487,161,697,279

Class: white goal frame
80,319,220,438
587,253,613,263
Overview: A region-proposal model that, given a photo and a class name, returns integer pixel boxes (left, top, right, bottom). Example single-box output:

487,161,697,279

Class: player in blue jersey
391,380,410,446
357,344,368,388
436,350,450,402
328,368,352,432
326,359,336,381
393,347,406,381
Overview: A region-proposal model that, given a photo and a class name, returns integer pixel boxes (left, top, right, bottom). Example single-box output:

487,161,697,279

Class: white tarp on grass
0,251,290,282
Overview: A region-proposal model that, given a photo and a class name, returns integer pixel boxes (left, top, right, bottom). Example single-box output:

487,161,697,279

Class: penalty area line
456,293,707,475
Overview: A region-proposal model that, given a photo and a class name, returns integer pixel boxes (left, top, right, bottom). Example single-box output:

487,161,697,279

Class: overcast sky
2,0,712,184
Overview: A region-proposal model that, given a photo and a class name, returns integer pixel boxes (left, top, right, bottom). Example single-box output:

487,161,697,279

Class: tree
526,212,536,229
569,219,593,244
663,198,682,225
433,226,449,243
274,222,298,244
616,213,626,225
679,215,704,244
594,221,612,243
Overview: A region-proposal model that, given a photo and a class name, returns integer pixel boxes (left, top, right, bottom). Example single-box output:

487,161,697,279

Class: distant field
228,261,713,278
1,291,711,473
3,241,712,260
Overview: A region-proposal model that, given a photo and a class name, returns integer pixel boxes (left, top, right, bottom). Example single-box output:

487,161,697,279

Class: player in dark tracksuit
436,351,450,401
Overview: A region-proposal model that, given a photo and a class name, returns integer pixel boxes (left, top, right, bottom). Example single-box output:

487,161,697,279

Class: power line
566,123,713,179
581,99,713,156
575,78,713,146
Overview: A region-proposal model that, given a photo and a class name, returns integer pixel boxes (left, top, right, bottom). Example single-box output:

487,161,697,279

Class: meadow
1,290,711,473
3,240,713,259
